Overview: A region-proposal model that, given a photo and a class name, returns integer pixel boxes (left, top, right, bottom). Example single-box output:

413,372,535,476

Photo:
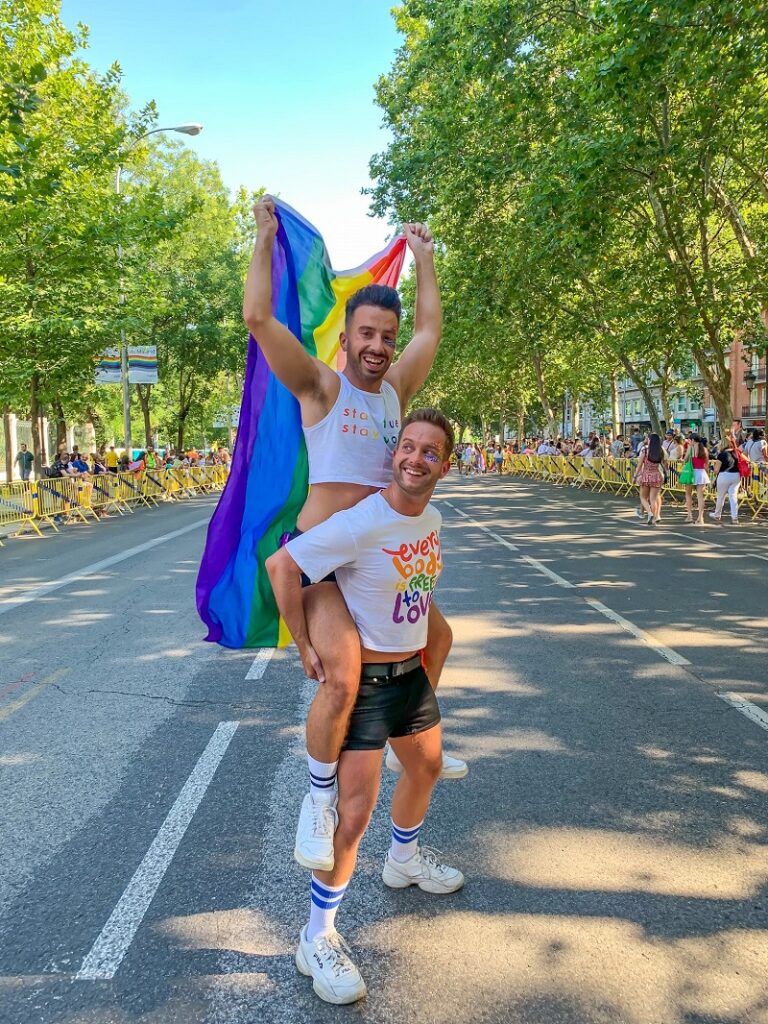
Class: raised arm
265,547,325,682
385,223,442,408
243,197,332,402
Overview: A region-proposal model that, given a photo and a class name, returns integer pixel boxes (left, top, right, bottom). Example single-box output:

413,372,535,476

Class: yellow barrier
0,465,229,541
506,455,768,517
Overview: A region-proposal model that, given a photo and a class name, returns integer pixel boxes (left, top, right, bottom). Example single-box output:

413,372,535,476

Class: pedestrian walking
709,433,742,525
682,436,710,525
633,432,665,525
14,443,33,481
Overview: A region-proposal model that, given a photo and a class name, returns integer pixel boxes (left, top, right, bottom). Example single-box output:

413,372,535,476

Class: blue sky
60,0,403,267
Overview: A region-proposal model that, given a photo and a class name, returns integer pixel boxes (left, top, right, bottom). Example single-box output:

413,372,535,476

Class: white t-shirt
285,492,443,653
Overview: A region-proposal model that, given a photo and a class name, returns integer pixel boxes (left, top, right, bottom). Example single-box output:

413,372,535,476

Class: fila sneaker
294,792,337,871
382,845,465,894
295,926,367,1005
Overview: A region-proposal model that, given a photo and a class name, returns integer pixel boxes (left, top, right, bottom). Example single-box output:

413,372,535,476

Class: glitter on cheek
424,452,440,464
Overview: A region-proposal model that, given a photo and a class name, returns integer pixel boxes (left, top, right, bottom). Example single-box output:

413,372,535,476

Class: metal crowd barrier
1,465,229,540
505,455,768,520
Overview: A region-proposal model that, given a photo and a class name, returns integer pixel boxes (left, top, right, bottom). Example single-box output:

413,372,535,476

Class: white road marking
246,648,275,680
445,500,689,664
584,598,690,666
716,693,768,734
0,518,211,617
75,721,239,981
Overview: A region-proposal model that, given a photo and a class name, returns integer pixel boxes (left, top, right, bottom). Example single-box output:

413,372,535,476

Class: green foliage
371,0,768,429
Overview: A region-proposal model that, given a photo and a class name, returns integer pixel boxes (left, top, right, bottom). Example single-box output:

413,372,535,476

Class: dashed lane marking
75,720,239,981
584,599,690,666
716,693,768,735
246,648,275,680
443,500,688,666
0,668,71,723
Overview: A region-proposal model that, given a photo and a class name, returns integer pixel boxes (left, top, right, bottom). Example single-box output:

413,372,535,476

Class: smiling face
340,304,399,388
392,421,451,500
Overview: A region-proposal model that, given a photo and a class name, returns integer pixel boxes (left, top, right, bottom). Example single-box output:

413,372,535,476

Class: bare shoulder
300,362,342,426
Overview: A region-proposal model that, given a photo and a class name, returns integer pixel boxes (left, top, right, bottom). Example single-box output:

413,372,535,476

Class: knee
321,670,359,713
336,799,373,847
405,753,442,788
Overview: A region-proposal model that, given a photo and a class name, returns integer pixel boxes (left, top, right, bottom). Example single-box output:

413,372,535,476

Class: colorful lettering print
383,531,442,626
341,407,399,448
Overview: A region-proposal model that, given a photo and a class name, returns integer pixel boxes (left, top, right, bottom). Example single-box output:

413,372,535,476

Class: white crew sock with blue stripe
389,818,424,862
307,875,348,940
307,753,337,799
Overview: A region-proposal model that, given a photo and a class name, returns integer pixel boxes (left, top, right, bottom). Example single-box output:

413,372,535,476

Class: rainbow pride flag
196,199,406,648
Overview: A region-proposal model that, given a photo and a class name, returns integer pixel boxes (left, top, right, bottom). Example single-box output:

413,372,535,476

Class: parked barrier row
0,466,229,541
505,455,768,519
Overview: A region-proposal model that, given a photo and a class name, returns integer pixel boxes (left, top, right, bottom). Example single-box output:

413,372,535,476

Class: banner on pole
95,348,122,385
128,346,158,384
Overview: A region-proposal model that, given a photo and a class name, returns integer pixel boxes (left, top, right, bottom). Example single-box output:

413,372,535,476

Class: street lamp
115,123,203,456
744,368,756,392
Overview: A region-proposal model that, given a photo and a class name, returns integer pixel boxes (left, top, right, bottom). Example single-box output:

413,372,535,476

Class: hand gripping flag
196,200,407,648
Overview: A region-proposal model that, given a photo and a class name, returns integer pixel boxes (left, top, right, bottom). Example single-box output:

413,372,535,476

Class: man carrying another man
243,197,466,880
267,408,464,1005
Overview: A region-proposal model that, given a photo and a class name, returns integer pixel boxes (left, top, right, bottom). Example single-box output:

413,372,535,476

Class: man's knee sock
307,875,348,940
307,753,337,799
390,818,423,862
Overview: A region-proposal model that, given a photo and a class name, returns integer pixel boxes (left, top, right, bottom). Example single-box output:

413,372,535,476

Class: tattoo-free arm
265,548,325,682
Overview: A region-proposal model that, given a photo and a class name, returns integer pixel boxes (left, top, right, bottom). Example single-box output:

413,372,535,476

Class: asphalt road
1,478,767,1024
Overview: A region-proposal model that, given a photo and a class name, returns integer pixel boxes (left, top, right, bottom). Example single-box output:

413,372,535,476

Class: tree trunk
532,351,557,435
30,375,42,476
3,410,12,482
617,354,662,434
611,373,621,437
516,404,525,441
572,395,581,436
658,378,673,429
135,384,153,447
695,359,732,430
53,401,67,453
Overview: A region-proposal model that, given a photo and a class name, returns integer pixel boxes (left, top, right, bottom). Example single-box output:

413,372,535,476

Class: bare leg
389,724,443,827
649,486,661,521
303,583,361,763
423,601,452,692
696,484,706,524
314,749,382,888
685,485,693,520
639,485,652,517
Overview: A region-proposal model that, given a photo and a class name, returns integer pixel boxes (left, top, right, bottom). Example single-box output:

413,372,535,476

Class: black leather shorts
343,661,441,751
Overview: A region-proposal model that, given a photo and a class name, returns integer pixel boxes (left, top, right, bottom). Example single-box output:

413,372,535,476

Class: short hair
399,407,455,459
345,284,401,328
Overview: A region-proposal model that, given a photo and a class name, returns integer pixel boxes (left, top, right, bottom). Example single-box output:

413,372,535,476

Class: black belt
360,654,421,679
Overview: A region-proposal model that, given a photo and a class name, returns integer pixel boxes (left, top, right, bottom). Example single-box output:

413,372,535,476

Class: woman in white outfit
709,433,741,525
742,428,767,466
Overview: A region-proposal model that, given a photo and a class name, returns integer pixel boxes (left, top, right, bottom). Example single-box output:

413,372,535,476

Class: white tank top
304,373,401,487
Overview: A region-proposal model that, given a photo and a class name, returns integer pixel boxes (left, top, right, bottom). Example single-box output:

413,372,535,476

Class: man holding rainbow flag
239,194,465,858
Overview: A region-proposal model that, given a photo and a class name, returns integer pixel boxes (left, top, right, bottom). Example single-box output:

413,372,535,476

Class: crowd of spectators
39,445,230,481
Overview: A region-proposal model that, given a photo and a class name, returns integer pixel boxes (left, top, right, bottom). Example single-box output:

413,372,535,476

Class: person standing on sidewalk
633,432,665,525
15,444,33,481
684,436,710,526
709,433,742,525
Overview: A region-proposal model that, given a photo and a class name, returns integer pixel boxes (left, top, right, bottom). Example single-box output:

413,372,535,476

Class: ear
339,331,348,352
440,458,451,479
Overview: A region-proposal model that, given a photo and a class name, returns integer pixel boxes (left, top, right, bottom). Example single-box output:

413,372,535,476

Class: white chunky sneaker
294,792,337,871
295,926,367,1005
382,845,465,894
385,746,469,780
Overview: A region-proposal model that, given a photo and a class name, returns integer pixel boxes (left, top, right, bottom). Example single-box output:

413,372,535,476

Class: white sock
307,753,337,799
307,875,347,941
390,818,423,862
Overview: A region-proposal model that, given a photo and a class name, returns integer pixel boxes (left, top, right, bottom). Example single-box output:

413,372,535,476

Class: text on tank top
303,373,402,487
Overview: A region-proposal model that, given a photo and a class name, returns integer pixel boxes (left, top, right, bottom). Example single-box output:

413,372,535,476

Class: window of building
677,395,686,412
634,399,641,415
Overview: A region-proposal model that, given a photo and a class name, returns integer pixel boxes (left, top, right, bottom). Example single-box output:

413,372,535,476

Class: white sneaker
294,792,337,871
295,926,367,1005
385,746,469,780
708,512,721,521
382,845,465,894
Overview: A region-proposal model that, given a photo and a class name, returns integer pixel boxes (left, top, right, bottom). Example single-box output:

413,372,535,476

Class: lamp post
116,123,203,456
